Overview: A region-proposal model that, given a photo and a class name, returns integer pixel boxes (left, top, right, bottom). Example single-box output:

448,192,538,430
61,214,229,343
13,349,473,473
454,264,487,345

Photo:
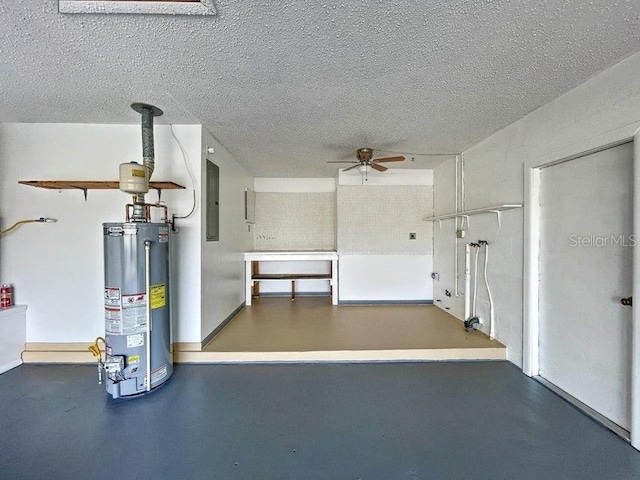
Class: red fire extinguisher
0,284,12,309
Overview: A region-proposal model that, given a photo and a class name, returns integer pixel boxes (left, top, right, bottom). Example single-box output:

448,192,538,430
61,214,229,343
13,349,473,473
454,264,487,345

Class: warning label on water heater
150,284,166,310
104,287,121,306
127,333,144,348
105,307,122,335
105,287,123,334
158,226,169,244
122,293,147,335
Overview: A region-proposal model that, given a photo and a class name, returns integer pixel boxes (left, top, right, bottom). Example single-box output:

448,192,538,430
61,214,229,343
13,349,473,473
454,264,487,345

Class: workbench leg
245,260,252,306
331,259,339,305
252,261,260,298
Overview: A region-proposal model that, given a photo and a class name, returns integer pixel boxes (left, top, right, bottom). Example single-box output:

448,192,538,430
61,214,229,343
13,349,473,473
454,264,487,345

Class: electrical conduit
464,243,471,320
480,241,495,339
472,244,480,319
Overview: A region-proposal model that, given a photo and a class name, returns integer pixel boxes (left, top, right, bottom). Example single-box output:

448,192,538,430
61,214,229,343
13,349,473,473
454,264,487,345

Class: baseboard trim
25,341,96,364
23,349,95,364
26,342,89,351
174,342,201,352
534,375,630,442
201,302,245,349
0,359,23,374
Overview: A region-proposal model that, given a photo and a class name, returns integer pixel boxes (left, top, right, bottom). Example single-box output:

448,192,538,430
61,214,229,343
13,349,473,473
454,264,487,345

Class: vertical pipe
472,245,479,317
482,243,495,339
464,243,471,320
454,155,460,298
461,152,466,211
144,240,152,392
131,103,163,222
133,108,154,220
141,107,155,177
455,155,459,216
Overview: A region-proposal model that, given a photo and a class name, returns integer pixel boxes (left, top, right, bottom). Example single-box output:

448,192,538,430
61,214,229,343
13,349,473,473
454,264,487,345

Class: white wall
337,170,434,302
200,129,254,341
433,50,640,366
339,169,433,186
432,159,464,314
339,255,433,302
254,192,335,251
254,178,336,192
0,123,202,343
337,185,432,255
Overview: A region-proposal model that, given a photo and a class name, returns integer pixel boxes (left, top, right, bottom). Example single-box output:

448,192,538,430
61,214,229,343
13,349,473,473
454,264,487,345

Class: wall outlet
409,232,416,240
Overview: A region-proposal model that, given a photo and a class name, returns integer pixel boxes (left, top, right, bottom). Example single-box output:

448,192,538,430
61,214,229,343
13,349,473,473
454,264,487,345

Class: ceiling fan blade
371,164,388,172
342,164,361,172
374,156,405,163
327,161,358,164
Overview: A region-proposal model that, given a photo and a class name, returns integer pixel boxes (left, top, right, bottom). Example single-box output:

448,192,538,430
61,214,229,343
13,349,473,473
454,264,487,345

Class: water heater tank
103,222,172,398
119,161,149,194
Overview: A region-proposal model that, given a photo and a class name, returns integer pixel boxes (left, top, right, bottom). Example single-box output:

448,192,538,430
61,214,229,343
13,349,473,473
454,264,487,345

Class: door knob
621,297,632,307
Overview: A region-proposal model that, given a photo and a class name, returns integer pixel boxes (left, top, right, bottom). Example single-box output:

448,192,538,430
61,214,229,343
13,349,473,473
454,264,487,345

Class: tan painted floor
203,296,504,352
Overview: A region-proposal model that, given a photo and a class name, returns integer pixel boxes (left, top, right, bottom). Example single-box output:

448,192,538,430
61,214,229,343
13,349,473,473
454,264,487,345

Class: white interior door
538,142,633,431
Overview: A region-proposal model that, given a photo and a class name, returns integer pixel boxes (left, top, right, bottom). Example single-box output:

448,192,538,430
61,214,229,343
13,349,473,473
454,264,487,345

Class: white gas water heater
92,103,173,399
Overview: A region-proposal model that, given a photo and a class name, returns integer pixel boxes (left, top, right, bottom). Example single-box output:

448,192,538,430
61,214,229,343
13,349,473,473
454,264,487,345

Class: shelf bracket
490,210,502,229
69,185,88,201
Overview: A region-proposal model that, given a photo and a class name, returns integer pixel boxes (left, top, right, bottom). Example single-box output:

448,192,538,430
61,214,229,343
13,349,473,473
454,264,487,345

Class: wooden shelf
19,180,185,200
19,180,185,190
251,273,333,301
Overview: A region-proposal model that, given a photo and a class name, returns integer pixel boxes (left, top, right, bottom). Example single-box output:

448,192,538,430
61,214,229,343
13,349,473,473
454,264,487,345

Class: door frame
523,128,640,448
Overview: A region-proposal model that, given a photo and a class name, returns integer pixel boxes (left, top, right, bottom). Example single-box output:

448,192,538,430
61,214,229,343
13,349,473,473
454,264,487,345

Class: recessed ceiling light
59,0,217,16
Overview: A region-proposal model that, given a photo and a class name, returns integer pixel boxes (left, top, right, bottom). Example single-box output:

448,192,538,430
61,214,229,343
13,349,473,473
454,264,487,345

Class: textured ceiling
2,1,640,177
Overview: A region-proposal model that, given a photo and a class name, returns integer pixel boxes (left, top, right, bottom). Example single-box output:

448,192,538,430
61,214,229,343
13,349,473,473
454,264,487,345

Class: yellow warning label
150,284,166,310
131,168,146,178
128,355,140,364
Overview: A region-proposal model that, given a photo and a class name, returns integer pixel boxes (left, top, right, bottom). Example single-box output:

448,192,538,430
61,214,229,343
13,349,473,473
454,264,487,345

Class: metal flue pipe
130,103,163,221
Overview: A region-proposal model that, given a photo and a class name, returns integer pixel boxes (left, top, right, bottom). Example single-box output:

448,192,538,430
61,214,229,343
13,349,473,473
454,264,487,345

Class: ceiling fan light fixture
358,165,371,174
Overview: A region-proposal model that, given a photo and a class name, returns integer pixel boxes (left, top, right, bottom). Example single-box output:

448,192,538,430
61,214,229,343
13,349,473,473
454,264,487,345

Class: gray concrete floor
1,362,639,480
